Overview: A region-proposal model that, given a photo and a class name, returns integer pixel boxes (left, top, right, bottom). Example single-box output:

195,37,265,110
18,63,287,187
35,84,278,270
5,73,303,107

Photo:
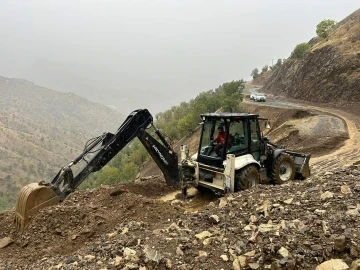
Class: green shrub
292,43,311,59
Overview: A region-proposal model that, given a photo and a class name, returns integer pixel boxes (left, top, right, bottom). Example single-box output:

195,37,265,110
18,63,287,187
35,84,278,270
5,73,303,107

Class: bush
291,43,311,59
316,19,336,38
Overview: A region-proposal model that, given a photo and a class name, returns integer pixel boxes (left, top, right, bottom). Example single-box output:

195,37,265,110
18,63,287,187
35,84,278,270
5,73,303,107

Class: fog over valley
0,0,358,114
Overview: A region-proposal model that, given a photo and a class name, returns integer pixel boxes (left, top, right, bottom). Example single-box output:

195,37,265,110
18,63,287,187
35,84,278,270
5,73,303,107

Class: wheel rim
279,161,293,181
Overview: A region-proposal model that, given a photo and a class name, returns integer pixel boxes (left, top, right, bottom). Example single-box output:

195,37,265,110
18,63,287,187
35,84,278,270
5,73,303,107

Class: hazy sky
0,0,358,114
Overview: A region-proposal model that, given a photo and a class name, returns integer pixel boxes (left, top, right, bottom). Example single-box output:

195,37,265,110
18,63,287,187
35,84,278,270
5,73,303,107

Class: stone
334,235,346,252
124,263,139,270
346,209,359,216
322,220,329,235
208,202,216,208
0,237,13,249
143,247,162,263
249,262,260,269
244,225,252,231
258,224,281,235
315,259,349,270
220,255,229,261
209,215,220,224
284,198,293,204
249,215,257,223
165,258,172,269
114,256,122,266
320,191,334,200
278,247,289,258
195,231,212,240
84,255,95,261
203,237,213,246
106,231,118,238
233,258,241,270
315,209,326,215
238,255,248,267
176,246,184,256
341,185,352,194
351,259,360,270
197,251,208,263
311,245,323,251
219,198,227,208
168,222,181,231
243,250,256,257
350,244,359,257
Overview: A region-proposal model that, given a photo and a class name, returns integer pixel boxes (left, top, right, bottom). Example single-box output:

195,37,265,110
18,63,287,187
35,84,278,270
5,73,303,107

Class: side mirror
265,120,271,129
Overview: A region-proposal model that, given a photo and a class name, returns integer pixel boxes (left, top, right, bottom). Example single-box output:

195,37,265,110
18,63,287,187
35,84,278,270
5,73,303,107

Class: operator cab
196,113,263,168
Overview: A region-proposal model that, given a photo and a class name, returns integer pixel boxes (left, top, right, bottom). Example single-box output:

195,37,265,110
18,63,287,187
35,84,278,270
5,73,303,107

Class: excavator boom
14,109,182,231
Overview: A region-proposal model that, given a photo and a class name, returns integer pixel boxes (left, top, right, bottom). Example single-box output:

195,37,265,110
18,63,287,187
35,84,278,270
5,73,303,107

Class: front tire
271,154,295,184
235,165,260,191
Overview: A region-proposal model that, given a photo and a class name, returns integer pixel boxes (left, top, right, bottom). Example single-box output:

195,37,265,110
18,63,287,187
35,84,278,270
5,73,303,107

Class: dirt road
245,96,360,177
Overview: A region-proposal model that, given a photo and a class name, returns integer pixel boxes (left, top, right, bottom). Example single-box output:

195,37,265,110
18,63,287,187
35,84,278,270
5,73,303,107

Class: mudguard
223,154,260,171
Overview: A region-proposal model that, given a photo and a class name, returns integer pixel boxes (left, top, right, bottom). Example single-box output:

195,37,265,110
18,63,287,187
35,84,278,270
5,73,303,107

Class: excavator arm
14,109,182,231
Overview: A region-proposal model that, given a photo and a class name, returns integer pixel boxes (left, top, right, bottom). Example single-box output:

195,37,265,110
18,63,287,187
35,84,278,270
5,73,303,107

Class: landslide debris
0,164,359,270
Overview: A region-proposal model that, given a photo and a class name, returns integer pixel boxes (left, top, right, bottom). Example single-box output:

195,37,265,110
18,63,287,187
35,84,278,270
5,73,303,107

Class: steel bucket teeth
14,183,60,232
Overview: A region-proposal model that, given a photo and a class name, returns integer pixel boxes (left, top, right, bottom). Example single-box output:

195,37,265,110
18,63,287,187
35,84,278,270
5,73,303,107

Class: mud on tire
271,154,295,184
235,165,260,191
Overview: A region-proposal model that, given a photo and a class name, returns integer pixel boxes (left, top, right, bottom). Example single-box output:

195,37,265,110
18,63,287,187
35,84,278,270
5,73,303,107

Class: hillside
263,9,360,111
252,70,274,86
0,76,124,210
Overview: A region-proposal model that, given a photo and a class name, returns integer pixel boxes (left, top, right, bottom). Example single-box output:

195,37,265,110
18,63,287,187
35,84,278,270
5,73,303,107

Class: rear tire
271,154,295,184
235,165,260,191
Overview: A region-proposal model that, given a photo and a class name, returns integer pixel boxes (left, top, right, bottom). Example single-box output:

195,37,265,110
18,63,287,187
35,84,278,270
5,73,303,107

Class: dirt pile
0,163,359,269
263,9,360,113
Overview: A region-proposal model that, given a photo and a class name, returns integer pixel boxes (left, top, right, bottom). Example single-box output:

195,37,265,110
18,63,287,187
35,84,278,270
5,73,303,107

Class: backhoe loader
14,109,311,231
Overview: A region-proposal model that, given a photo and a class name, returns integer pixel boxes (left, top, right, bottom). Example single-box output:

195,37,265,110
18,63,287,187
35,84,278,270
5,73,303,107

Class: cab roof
200,112,259,119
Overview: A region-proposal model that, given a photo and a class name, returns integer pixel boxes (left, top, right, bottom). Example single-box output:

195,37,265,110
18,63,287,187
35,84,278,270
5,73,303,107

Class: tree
177,113,194,134
316,19,336,38
220,80,245,112
251,68,259,79
291,43,311,59
261,65,269,73
270,59,283,70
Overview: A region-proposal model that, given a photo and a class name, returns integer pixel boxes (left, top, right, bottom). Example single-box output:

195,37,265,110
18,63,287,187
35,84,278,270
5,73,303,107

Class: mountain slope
263,9,360,110
0,76,124,210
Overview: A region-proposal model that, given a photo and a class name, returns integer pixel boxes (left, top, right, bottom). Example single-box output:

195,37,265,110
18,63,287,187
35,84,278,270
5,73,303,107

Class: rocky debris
320,191,334,199
315,259,349,270
0,237,13,248
0,165,359,269
351,259,360,270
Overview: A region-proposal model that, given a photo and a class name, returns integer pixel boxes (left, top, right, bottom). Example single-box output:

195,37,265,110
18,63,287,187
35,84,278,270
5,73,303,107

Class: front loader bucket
14,183,60,232
285,151,311,179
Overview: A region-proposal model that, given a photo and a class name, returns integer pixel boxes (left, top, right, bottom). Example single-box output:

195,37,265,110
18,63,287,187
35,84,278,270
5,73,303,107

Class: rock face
263,9,360,112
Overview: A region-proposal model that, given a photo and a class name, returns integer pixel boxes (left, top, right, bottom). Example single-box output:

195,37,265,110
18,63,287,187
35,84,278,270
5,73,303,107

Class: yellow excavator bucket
14,183,60,232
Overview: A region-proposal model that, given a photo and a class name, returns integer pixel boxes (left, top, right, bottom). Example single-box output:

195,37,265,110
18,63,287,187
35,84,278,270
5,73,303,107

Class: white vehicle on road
254,93,266,102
